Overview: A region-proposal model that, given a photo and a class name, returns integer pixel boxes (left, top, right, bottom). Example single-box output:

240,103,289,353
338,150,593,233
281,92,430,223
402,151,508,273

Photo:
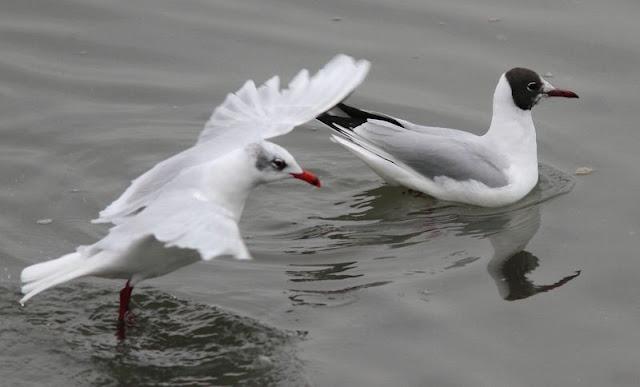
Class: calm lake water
2,0,640,386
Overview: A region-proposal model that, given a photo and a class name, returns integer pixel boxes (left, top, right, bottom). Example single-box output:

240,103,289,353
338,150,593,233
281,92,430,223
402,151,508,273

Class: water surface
2,0,640,386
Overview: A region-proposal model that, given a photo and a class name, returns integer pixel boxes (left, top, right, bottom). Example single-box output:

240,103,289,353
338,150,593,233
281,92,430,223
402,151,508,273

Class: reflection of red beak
291,170,321,187
545,89,579,98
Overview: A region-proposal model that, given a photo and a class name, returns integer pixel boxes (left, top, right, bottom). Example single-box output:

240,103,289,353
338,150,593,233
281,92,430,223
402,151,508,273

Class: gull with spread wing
20,55,370,336
318,67,578,207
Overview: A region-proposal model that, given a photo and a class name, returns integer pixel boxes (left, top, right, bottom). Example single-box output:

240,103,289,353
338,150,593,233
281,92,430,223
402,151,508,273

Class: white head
495,67,579,111
247,141,321,187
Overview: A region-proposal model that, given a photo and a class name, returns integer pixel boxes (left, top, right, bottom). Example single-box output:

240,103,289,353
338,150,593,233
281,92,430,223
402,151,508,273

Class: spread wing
197,54,370,144
94,54,370,224
96,190,250,261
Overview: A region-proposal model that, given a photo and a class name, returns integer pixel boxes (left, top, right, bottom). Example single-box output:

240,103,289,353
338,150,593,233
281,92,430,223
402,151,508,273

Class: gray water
1,0,640,386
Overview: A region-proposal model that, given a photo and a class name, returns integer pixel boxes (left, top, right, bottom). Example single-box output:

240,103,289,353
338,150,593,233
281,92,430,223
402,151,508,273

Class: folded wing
341,120,509,188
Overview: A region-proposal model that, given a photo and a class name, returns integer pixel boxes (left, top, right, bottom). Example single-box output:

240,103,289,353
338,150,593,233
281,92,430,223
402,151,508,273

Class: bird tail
20,251,97,305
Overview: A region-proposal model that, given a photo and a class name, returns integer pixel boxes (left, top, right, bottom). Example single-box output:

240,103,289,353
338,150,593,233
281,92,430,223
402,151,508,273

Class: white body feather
331,74,539,207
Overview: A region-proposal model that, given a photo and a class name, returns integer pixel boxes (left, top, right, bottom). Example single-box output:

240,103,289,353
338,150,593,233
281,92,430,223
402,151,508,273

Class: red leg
118,280,134,321
116,280,133,340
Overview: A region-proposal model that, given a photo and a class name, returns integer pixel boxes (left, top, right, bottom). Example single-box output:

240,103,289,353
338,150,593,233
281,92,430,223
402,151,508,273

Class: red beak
291,170,321,187
546,89,579,98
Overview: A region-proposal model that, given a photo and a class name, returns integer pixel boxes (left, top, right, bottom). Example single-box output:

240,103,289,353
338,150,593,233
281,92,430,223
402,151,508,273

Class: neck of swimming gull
485,75,538,168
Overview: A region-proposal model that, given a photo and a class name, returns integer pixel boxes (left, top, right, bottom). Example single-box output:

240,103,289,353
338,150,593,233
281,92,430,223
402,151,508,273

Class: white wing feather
94,54,370,224
97,190,250,261
198,54,370,144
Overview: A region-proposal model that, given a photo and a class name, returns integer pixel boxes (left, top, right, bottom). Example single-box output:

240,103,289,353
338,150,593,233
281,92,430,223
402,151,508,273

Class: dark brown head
504,67,578,110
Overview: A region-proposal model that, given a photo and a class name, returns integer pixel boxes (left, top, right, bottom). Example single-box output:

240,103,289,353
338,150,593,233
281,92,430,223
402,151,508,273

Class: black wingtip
317,102,404,133
316,113,358,132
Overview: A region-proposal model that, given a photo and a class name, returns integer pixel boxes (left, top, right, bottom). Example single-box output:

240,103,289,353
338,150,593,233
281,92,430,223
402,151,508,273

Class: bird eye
271,158,287,170
527,82,539,91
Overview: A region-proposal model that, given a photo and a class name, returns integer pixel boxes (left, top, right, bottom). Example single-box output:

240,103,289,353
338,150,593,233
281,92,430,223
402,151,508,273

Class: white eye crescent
527,82,539,91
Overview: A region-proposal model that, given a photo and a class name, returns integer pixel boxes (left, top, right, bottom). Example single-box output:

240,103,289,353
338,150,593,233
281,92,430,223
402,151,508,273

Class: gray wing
353,120,509,188
398,119,478,138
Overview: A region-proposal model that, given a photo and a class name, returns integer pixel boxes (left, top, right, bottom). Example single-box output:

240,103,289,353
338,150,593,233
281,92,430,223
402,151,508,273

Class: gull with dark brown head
318,67,578,207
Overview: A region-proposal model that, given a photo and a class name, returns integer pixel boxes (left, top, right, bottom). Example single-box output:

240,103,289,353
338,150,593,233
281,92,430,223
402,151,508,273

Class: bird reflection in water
494,251,580,301
480,203,581,301
290,164,579,302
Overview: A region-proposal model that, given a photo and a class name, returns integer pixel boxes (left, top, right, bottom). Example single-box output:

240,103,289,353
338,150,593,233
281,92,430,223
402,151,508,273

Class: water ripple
269,164,574,253
0,284,305,386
